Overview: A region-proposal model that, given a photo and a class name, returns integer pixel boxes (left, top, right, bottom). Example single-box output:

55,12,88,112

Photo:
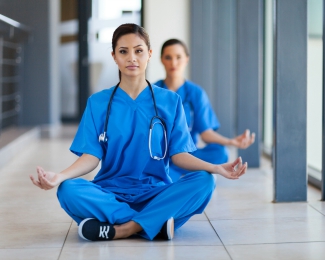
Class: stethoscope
98,80,168,161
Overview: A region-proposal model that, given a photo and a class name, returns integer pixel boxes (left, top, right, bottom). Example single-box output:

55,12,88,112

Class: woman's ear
111,51,116,63
185,56,190,65
148,49,153,62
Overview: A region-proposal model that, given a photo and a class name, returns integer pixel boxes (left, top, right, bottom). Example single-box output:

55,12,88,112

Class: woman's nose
128,53,136,62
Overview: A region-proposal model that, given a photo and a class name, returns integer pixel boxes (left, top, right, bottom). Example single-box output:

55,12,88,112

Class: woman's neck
119,76,148,100
164,76,185,92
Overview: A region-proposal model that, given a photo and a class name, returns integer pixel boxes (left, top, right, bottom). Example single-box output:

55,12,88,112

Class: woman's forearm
171,152,219,173
200,129,232,146
59,153,100,181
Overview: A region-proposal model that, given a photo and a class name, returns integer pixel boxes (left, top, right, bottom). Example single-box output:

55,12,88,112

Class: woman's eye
119,50,127,54
136,49,143,53
164,56,171,60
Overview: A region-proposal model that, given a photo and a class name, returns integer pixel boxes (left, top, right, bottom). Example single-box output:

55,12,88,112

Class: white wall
144,0,190,82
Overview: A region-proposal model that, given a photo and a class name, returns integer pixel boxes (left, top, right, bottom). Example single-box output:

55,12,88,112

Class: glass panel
96,0,141,20
307,0,323,172
263,0,273,155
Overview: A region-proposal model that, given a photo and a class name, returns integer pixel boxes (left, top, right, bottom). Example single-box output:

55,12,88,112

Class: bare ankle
113,221,142,240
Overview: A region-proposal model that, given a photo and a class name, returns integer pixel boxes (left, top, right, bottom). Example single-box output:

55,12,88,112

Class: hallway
0,131,324,260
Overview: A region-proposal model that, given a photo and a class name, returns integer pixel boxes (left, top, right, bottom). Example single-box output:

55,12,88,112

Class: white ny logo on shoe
99,226,110,239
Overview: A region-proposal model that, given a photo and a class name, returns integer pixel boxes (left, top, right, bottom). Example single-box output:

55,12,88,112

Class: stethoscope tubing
99,84,119,142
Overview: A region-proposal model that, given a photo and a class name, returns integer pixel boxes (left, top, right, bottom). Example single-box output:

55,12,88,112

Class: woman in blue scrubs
155,39,255,181
30,24,247,242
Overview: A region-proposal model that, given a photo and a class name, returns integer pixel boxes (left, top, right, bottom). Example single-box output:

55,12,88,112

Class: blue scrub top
155,80,220,144
70,84,196,195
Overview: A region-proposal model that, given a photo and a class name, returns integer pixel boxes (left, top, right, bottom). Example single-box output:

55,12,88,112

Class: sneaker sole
78,218,93,241
166,217,174,240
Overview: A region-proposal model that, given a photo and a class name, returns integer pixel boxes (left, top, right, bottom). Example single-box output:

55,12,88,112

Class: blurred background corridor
0,0,324,259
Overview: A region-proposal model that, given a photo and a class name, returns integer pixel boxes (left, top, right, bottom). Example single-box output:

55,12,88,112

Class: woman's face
112,33,152,79
161,44,189,78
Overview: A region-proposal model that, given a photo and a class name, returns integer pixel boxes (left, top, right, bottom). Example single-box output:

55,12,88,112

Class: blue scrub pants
57,171,216,240
169,144,229,181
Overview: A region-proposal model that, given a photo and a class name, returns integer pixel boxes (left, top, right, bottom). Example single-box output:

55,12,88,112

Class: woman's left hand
231,129,255,149
213,157,247,180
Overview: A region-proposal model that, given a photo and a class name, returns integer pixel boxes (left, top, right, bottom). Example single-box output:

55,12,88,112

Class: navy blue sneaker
78,218,116,241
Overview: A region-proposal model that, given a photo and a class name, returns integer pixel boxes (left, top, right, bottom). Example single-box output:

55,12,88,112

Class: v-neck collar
162,80,186,96
115,85,151,110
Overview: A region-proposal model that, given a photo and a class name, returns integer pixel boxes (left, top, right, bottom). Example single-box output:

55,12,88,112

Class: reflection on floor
0,126,324,260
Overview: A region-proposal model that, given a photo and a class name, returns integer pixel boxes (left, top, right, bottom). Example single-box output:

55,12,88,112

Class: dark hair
112,24,150,80
160,39,189,57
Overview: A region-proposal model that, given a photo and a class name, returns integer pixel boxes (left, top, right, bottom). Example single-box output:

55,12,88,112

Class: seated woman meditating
155,39,255,181
30,24,247,242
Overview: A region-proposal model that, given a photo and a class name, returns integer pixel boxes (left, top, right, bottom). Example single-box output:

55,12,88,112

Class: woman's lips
126,65,138,70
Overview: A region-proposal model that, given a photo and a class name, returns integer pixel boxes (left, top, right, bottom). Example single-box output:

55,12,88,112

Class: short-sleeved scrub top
154,80,220,145
70,84,196,194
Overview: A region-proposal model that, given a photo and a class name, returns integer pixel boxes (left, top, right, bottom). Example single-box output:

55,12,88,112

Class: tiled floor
0,130,324,260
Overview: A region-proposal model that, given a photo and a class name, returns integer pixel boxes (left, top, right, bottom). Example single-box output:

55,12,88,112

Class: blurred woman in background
155,39,255,181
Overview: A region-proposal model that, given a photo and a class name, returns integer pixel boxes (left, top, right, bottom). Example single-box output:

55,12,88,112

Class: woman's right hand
230,129,255,149
30,166,66,190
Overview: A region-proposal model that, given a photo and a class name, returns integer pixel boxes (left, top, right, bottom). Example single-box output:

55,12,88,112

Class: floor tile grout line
222,240,325,247
57,220,73,260
308,204,325,217
53,244,230,248
205,212,233,260
3,241,325,250
205,215,325,221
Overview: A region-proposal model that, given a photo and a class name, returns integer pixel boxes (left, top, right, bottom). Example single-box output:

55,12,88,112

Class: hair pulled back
160,39,189,57
112,23,150,80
